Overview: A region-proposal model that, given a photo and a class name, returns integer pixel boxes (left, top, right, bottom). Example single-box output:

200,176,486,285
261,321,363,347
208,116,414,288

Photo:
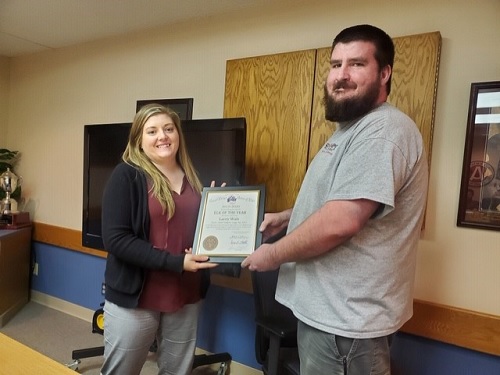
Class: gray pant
297,320,393,375
100,300,201,375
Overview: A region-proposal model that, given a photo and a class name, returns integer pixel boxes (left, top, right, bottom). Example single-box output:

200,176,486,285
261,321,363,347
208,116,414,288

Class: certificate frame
192,185,266,263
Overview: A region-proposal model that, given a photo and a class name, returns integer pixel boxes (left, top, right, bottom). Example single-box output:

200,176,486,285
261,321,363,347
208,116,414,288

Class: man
241,24,429,374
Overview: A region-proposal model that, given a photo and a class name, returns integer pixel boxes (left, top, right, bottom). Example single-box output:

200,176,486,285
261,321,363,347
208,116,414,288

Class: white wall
5,0,500,316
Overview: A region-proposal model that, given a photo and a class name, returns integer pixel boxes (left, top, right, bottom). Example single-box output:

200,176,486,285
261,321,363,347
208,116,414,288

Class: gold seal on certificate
192,186,266,263
202,235,219,251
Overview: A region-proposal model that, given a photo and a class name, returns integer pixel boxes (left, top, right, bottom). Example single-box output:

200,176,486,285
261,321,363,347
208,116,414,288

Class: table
0,332,75,374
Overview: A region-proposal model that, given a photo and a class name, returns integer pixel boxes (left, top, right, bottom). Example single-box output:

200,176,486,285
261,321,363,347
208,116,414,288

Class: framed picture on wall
457,81,500,231
136,98,194,120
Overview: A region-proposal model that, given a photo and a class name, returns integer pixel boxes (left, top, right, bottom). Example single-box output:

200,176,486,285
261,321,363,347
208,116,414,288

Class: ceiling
0,0,295,58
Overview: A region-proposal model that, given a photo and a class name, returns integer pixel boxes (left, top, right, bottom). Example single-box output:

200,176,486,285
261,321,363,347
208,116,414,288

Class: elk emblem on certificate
193,186,266,263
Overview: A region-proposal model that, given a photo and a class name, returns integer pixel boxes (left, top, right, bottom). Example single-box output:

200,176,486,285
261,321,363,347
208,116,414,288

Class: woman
100,104,218,375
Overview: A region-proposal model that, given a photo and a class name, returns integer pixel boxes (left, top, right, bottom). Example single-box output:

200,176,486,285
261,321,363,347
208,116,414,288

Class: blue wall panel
30,242,500,372
31,242,106,309
391,332,500,375
30,242,259,368
197,285,259,368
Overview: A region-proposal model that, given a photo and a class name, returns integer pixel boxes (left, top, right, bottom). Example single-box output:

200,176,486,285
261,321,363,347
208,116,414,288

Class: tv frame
82,116,247,251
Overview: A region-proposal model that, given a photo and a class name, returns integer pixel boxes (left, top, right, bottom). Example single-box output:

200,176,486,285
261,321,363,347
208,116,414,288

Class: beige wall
4,0,500,316
0,56,9,135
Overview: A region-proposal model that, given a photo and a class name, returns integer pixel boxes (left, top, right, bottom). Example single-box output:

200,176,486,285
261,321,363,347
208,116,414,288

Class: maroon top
138,177,202,312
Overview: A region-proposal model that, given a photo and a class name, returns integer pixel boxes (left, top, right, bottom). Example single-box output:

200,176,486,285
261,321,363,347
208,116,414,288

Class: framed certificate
193,185,266,263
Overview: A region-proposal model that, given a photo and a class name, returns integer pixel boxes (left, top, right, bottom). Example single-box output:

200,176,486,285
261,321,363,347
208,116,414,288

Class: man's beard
323,80,380,122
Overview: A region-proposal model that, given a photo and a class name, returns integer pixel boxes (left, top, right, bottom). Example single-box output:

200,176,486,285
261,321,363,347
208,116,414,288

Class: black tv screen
182,118,246,187
82,117,247,250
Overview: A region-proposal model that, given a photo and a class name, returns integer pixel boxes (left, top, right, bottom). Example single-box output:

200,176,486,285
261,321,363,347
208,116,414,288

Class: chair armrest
256,316,297,339
256,316,298,375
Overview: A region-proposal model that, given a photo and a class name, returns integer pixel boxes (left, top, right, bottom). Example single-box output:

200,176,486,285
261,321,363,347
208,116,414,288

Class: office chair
251,228,300,375
67,303,231,374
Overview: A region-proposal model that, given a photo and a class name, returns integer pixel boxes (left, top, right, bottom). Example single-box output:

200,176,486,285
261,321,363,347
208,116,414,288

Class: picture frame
457,81,500,231
192,186,266,263
136,98,194,120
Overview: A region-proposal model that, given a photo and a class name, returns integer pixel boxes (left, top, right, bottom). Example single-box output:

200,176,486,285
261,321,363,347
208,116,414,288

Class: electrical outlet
33,262,39,276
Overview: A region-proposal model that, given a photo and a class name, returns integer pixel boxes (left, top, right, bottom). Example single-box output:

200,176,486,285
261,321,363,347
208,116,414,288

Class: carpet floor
0,301,222,374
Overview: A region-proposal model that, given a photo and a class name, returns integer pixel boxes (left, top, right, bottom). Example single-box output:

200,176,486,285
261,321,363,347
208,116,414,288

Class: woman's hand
210,181,227,188
183,248,218,272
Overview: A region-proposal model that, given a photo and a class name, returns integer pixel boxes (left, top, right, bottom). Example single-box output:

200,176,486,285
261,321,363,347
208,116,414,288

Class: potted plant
0,148,21,201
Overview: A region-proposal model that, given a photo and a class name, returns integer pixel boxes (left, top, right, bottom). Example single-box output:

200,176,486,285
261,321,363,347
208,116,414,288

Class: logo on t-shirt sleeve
323,142,338,155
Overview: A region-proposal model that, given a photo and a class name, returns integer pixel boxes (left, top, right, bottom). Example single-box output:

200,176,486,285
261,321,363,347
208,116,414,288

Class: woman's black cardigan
101,162,209,308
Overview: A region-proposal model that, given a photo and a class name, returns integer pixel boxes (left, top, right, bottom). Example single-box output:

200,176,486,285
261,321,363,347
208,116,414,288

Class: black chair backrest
252,269,297,325
252,227,298,366
254,226,296,321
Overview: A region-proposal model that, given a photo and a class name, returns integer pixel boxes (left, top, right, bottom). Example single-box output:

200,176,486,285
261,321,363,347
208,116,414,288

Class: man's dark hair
332,24,395,94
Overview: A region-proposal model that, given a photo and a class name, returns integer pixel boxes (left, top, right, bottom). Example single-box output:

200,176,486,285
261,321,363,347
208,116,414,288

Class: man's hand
259,210,291,242
241,243,280,272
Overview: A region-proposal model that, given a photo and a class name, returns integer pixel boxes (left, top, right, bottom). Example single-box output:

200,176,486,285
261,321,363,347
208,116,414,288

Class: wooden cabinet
224,49,317,212
225,33,441,207
311,32,441,167
218,32,441,293
0,227,32,327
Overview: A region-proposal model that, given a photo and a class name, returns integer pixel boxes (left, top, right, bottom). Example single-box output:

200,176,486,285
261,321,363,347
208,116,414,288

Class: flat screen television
82,117,247,250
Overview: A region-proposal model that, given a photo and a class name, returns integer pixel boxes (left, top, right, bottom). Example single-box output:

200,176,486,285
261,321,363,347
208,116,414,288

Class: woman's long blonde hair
122,103,203,217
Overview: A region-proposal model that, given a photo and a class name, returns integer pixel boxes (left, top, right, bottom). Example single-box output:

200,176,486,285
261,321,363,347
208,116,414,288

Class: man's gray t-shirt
275,103,428,338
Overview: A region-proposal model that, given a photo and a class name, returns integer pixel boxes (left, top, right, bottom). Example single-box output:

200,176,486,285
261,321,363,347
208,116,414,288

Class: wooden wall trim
31,222,252,290
32,222,106,258
401,299,500,357
32,222,500,356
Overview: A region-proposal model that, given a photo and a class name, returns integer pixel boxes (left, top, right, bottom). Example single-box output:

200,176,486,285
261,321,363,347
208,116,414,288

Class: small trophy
1,168,20,214
0,168,30,228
